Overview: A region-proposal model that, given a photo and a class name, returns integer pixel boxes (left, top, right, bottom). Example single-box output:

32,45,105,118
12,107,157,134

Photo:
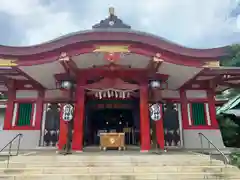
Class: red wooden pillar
207,90,219,128
180,89,189,129
4,81,16,130
58,104,68,150
34,89,44,130
139,84,151,152
72,83,85,151
156,104,164,149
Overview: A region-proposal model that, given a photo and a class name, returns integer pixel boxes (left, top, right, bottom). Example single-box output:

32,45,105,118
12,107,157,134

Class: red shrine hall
0,8,239,152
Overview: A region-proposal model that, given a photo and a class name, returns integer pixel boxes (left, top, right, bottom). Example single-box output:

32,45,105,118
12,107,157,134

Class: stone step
10,156,215,162
8,157,222,163
0,166,237,174
0,162,224,168
0,161,224,168
10,160,218,165
15,154,208,157
14,154,209,158
12,158,214,162
6,158,222,162
9,157,215,160
0,172,239,180
1,153,235,180
13,159,214,162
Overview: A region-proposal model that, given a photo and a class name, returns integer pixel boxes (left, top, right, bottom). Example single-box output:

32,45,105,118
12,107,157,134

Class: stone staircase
0,151,239,180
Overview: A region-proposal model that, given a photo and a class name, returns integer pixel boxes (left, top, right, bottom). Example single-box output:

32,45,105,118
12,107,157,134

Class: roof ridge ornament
109,7,115,16
92,7,131,29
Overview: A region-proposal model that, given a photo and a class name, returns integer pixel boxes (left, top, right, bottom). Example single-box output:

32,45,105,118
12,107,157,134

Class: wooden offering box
100,133,125,151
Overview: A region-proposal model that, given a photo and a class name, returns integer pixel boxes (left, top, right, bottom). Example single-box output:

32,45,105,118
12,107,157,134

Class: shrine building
0,8,238,152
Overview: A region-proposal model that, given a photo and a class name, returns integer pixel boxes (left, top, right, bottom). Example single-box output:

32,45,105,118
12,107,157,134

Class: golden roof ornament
109,7,115,16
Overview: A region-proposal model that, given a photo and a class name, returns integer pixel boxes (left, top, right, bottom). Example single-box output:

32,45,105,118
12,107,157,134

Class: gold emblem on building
94,45,130,53
203,61,220,67
0,59,17,66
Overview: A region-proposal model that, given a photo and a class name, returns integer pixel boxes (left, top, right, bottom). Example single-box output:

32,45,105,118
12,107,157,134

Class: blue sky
0,0,239,48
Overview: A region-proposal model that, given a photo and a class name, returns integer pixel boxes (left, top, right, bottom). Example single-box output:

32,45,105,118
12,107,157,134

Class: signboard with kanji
149,103,161,121
62,104,74,122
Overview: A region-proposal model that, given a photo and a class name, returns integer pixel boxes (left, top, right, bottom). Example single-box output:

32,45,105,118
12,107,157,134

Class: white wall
186,90,207,99
161,90,180,98
183,129,225,149
16,90,38,99
45,89,68,99
0,106,41,151
0,130,41,150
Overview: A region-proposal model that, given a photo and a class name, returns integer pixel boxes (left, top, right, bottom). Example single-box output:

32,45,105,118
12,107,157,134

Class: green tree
217,44,240,148
217,114,240,147
220,44,240,67
218,44,240,100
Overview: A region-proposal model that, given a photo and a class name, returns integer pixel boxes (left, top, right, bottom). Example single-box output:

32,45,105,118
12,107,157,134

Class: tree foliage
217,114,240,147
220,44,240,67
217,44,240,148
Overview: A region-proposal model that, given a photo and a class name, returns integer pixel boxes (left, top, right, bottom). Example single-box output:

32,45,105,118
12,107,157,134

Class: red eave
201,67,240,76
215,100,228,106
0,30,228,59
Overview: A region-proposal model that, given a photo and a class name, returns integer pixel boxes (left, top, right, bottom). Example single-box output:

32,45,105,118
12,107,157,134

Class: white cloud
0,0,239,47
0,0,79,45
237,15,240,29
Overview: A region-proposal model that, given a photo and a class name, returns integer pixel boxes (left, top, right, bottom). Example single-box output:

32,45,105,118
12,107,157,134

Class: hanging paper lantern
103,92,106,98
118,91,122,98
122,91,126,99
99,91,102,99
111,90,114,97
107,90,111,98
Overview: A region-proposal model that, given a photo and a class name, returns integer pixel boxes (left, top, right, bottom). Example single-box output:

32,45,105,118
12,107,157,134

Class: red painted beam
0,76,8,82
201,68,240,76
55,67,169,83
222,76,240,81
0,69,19,75
54,73,74,82
14,80,42,90
17,45,95,66
219,82,240,88
78,68,168,82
